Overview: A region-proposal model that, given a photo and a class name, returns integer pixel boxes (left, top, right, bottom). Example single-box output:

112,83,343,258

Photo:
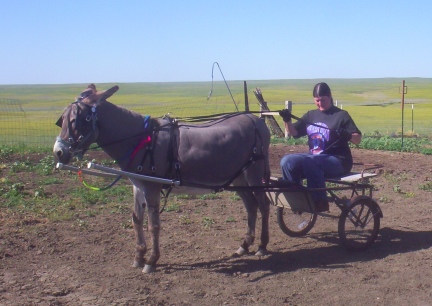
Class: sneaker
314,200,329,212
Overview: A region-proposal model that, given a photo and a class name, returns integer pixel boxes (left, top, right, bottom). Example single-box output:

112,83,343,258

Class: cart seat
327,171,377,183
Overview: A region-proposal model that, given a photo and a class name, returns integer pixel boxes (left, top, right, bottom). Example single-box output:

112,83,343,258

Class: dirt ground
1,144,431,306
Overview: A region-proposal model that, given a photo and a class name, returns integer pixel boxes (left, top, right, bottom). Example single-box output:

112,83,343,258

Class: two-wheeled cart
267,164,383,250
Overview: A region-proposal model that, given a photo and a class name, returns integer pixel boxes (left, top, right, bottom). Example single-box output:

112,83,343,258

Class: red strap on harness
130,135,152,160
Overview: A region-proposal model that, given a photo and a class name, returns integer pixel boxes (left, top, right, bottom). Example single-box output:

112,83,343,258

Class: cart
267,164,383,251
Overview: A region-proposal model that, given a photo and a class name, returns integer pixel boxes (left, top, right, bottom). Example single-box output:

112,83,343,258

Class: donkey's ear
78,85,96,102
55,116,63,127
102,85,119,100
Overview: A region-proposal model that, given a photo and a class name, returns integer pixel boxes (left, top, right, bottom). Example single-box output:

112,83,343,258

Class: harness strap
138,123,158,174
167,120,181,180
128,117,152,164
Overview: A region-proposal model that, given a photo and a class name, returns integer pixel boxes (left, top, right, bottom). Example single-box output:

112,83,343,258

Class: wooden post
400,80,407,149
244,81,249,112
284,101,292,138
411,104,414,133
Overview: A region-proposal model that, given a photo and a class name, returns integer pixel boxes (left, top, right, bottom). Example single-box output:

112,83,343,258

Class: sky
1,0,431,85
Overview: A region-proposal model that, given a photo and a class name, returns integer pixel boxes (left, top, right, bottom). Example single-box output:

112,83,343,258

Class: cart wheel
338,195,381,251
276,207,317,237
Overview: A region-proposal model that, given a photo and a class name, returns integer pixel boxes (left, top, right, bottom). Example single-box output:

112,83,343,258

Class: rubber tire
338,195,381,251
276,207,317,237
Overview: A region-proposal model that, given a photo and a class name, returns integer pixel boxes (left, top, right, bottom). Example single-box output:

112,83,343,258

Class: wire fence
0,94,245,147
1,91,431,148
0,99,61,146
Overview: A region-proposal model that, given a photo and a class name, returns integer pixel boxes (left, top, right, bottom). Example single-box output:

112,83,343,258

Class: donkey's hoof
232,246,247,257
142,264,156,273
132,260,145,268
255,247,268,256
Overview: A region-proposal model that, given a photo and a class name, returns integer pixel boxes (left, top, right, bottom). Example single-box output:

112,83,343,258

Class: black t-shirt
293,105,361,172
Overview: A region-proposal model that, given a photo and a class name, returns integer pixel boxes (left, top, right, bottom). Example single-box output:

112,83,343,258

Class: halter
56,98,99,159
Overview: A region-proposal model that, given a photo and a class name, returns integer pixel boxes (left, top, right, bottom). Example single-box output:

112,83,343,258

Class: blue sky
1,0,431,84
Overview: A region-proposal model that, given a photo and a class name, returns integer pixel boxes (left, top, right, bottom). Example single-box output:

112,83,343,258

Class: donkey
53,84,271,273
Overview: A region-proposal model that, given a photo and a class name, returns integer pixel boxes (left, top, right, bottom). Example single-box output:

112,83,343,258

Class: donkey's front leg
132,184,147,268
142,185,162,273
234,191,257,256
255,192,270,256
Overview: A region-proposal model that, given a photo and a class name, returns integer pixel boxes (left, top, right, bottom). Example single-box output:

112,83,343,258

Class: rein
65,108,335,193
175,110,327,130
78,170,122,191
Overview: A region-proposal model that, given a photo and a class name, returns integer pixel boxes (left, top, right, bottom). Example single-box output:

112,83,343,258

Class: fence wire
0,94,245,147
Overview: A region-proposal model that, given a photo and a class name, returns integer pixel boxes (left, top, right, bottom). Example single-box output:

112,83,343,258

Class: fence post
244,81,249,112
411,104,414,133
284,101,292,139
400,80,408,150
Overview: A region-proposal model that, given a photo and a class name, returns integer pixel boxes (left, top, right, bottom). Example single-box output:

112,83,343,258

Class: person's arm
279,109,303,138
285,121,299,137
350,133,362,145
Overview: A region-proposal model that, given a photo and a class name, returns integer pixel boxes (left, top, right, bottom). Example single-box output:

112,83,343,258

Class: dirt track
1,144,432,305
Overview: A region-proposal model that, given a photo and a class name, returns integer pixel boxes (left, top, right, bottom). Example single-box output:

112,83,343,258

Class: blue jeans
280,153,345,203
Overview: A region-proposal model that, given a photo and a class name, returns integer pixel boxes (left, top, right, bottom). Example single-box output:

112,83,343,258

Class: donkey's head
53,84,119,163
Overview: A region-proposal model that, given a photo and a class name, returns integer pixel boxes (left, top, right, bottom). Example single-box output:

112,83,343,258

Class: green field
1,78,431,146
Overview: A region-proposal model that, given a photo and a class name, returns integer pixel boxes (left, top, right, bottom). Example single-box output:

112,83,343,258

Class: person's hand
337,128,352,142
279,109,292,123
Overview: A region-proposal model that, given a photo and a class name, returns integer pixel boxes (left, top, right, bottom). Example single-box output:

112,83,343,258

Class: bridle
56,98,99,159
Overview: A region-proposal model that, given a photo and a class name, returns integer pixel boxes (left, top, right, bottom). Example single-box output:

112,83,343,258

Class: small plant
230,193,241,201
110,204,129,214
202,217,215,229
165,203,181,212
34,187,46,198
2,182,26,200
35,155,55,175
225,216,236,223
379,196,391,203
198,193,221,200
84,210,97,217
10,158,33,173
75,218,89,229
0,146,14,159
121,219,133,229
393,185,402,193
175,194,192,200
179,214,192,225
419,182,432,192
404,192,415,198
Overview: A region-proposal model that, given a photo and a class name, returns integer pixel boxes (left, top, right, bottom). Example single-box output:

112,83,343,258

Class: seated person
279,82,362,212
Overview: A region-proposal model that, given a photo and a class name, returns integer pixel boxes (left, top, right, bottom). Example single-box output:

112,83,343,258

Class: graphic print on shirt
307,122,330,154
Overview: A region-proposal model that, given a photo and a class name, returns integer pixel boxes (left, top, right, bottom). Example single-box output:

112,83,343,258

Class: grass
0,135,430,227
0,143,241,224
1,78,432,147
